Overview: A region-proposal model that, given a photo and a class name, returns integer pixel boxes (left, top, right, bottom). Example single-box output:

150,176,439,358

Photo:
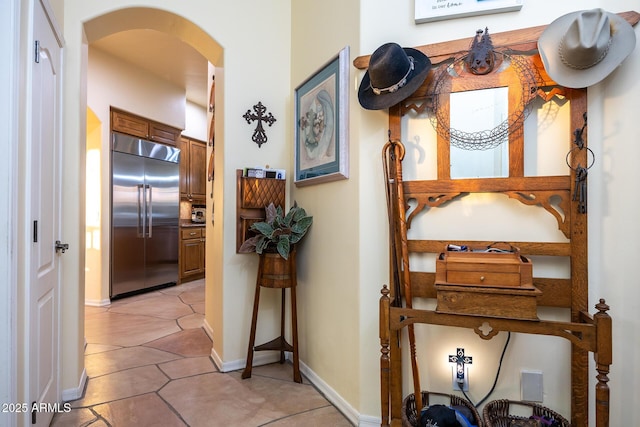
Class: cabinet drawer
446,271,522,287
181,228,203,239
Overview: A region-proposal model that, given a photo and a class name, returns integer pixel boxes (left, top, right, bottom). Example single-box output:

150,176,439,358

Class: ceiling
91,29,210,108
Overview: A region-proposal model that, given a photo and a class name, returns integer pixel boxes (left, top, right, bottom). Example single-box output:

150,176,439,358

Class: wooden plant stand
241,250,302,383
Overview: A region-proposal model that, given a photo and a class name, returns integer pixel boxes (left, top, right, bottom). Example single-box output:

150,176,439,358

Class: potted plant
239,201,313,260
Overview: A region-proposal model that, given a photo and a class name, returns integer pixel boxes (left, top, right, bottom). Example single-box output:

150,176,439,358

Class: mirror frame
417,49,537,180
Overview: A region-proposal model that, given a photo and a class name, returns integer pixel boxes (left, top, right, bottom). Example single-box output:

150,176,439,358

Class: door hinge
33,220,38,243
55,240,69,254
34,40,40,63
31,401,36,424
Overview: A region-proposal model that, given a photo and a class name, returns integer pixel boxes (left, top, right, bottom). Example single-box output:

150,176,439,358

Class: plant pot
257,249,297,288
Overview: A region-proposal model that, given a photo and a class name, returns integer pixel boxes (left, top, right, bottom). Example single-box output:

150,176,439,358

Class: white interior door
28,1,63,426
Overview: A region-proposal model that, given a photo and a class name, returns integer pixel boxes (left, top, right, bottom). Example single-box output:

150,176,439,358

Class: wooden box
435,246,533,289
435,283,541,320
434,246,540,320
235,169,286,253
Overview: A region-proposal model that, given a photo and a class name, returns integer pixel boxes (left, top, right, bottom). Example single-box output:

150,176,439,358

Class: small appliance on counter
192,205,206,223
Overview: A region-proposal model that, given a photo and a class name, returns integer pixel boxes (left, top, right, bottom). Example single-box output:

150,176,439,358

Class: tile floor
51,279,353,427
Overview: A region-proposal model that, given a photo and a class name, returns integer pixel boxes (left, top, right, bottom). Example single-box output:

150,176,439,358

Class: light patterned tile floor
51,279,353,427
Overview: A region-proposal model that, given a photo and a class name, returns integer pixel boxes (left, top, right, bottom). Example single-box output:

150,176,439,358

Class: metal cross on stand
243,101,277,148
449,348,473,384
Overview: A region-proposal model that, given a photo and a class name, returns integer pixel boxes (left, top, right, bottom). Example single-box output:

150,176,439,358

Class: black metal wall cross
243,101,276,148
449,348,473,383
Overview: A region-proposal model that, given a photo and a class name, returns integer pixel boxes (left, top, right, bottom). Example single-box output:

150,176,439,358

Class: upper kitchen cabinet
179,136,207,202
111,108,182,146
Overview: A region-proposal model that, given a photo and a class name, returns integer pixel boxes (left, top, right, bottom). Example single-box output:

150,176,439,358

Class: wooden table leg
243,252,301,383
241,276,262,379
290,284,301,383
279,289,286,363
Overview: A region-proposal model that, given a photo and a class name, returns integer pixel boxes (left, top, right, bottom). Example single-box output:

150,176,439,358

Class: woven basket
402,391,482,427
483,400,570,427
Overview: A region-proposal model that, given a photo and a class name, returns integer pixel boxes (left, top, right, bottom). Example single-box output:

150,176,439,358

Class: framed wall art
294,46,349,187
415,0,523,24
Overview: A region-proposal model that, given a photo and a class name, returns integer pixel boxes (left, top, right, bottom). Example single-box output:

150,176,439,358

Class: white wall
184,100,208,141
290,1,363,415
88,47,186,129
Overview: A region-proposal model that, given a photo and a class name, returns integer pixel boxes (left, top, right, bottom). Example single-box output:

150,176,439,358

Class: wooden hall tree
355,12,640,427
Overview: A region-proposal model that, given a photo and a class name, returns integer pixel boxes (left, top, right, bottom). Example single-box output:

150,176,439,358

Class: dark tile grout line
61,281,353,426
257,404,340,426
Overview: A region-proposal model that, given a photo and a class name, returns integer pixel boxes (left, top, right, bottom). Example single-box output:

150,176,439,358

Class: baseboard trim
358,413,383,427
210,348,281,373
202,318,214,341
293,358,360,426
202,319,381,426
84,298,110,307
62,368,87,402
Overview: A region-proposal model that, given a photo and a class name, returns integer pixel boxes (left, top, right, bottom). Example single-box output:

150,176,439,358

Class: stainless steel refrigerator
110,132,181,299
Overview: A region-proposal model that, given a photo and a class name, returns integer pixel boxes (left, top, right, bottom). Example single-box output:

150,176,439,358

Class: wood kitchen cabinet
111,108,181,146
179,226,205,282
179,136,207,202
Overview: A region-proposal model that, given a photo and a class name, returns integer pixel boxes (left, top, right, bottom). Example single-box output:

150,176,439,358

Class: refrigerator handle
137,184,145,238
147,184,153,238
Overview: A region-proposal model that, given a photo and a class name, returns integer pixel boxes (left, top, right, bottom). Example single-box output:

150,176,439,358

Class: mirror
449,87,509,179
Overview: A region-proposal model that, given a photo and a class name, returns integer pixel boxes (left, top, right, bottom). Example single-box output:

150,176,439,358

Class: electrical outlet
521,370,543,402
452,366,469,391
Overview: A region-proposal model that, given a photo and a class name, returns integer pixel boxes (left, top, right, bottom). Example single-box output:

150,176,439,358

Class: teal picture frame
294,46,349,187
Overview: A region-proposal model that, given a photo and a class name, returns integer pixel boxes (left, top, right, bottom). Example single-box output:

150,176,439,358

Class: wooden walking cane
381,140,402,425
383,136,422,413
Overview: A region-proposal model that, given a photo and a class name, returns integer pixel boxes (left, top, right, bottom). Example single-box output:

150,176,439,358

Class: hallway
51,280,352,426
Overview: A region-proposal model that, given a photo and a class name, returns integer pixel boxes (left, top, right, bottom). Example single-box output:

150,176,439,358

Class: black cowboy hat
358,42,432,110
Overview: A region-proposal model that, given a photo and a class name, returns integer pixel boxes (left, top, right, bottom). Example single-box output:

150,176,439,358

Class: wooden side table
241,250,301,383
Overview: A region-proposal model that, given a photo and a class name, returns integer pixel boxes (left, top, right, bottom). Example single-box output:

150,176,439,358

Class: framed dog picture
294,46,349,187
415,0,523,24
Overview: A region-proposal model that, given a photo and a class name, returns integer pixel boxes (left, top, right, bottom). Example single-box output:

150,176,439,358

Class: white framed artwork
415,0,523,24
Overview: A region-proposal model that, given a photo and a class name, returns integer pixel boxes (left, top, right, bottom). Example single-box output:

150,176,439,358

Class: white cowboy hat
538,8,636,88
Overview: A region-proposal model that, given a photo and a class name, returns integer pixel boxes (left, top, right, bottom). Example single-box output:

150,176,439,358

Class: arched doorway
82,6,221,354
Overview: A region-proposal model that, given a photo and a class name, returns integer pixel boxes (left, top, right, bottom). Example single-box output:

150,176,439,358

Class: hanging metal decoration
565,113,594,214
427,28,539,151
243,101,277,148
466,28,495,75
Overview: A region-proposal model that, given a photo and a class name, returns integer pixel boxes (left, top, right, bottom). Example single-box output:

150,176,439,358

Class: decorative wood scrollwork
405,192,462,229
474,321,499,340
505,190,571,239
535,86,568,102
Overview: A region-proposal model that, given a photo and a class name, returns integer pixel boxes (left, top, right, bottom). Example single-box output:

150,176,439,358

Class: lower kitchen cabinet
180,226,205,282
